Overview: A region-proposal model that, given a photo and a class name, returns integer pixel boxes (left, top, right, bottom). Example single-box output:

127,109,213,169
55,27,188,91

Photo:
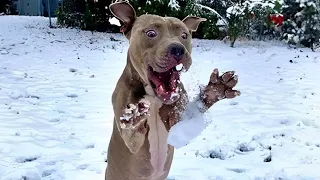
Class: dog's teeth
176,64,183,71
120,123,126,129
182,67,187,72
159,85,164,92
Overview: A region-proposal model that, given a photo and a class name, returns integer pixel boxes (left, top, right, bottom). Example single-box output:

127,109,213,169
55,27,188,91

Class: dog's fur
105,2,240,180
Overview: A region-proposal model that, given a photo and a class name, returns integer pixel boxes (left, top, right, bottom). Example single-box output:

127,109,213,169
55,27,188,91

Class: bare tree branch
194,3,229,26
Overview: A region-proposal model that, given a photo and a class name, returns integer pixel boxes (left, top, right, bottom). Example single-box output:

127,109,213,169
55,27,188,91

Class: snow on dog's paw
120,103,138,121
119,100,150,132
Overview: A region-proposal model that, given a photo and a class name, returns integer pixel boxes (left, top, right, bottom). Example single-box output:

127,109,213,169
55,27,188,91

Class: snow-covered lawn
0,16,319,180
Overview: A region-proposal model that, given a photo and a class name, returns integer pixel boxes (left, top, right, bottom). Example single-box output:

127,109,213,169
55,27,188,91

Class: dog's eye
181,32,188,39
146,30,157,38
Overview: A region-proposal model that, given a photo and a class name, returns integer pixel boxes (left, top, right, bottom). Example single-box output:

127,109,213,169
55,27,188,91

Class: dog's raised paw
120,100,150,130
120,103,138,121
201,68,241,109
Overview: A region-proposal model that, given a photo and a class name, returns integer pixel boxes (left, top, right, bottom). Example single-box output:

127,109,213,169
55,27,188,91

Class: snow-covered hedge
226,2,251,47
281,0,320,49
248,0,283,40
55,0,320,50
56,0,221,39
219,0,319,49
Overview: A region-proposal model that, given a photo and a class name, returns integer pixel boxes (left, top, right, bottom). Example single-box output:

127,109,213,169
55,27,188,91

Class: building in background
15,0,59,17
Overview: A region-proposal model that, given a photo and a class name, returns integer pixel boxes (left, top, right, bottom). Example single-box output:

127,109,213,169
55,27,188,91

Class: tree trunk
259,21,263,41
230,36,237,47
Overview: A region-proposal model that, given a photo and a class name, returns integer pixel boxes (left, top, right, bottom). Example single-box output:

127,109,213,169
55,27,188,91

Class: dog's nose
169,45,185,61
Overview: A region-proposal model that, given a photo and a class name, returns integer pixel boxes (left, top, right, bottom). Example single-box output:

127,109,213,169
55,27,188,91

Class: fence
15,0,58,16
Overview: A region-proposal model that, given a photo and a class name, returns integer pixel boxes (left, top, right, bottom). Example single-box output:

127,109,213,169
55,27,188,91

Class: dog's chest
144,95,169,177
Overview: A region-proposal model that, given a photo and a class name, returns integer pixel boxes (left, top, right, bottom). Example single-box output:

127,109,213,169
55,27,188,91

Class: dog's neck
122,54,145,98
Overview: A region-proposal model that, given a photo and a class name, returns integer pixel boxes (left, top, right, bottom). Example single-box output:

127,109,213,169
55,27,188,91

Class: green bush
189,0,226,39
225,2,251,47
249,0,283,40
55,0,320,50
130,0,179,17
0,0,17,15
56,0,220,39
56,0,119,32
128,0,220,39
281,0,320,48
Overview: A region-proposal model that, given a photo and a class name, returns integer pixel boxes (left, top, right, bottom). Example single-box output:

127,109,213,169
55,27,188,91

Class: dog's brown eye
146,30,157,38
181,32,188,39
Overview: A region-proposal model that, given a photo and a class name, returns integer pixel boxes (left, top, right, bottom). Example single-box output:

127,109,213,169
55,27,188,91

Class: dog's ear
109,1,136,35
182,16,207,32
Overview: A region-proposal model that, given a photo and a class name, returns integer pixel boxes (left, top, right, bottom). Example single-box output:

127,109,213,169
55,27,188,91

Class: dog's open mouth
148,64,184,104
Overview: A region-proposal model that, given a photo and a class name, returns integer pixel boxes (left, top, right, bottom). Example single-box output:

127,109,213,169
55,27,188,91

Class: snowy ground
0,16,320,180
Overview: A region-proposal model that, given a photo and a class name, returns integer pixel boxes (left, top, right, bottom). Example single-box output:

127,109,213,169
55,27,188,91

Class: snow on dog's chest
145,95,168,176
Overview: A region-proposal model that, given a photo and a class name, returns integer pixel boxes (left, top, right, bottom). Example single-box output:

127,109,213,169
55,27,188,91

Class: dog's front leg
168,69,240,148
199,68,240,112
117,99,150,153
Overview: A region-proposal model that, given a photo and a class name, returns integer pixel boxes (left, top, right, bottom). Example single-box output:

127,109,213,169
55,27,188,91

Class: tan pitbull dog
105,1,240,180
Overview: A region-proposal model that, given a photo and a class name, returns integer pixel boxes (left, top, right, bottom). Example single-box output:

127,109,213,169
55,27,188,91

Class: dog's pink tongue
156,85,166,95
